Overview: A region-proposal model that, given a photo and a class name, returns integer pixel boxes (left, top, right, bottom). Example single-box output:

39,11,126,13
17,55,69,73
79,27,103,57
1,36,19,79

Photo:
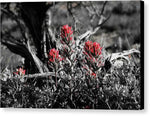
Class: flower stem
55,69,57,87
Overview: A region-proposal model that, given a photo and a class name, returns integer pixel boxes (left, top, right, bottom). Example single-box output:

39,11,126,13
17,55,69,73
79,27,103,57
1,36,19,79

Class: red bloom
91,72,96,77
18,68,26,75
61,25,73,41
85,106,90,109
93,42,102,56
84,41,93,51
84,41,102,58
48,48,60,62
14,67,26,76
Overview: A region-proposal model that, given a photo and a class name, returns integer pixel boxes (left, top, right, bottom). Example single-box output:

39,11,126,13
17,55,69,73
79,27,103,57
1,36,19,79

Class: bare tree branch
109,48,140,63
77,1,110,46
100,1,107,16
43,30,48,58
67,2,80,32
23,72,56,78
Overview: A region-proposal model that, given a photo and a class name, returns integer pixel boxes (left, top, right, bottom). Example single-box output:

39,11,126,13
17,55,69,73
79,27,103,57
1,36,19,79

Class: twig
109,48,140,62
90,1,100,17
67,2,80,32
11,72,56,79
77,1,110,45
43,30,48,58
100,1,107,16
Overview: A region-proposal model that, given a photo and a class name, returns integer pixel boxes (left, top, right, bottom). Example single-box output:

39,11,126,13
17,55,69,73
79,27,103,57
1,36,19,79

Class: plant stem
55,69,57,87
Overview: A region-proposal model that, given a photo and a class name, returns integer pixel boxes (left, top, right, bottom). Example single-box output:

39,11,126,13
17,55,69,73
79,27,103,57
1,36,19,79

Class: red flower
85,106,90,109
84,41,102,58
48,48,60,62
91,72,96,78
93,42,102,56
18,68,26,75
14,67,26,76
61,25,73,41
84,41,93,51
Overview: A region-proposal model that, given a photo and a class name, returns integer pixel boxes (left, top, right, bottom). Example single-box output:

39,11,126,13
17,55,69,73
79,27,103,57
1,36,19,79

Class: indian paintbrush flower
48,48,60,62
84,41,102,58
61,25,73,42
14,67,26,76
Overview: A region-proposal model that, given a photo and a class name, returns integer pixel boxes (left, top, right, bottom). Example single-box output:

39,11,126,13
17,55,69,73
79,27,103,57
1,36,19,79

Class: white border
0,0,149,116
0,0,142,2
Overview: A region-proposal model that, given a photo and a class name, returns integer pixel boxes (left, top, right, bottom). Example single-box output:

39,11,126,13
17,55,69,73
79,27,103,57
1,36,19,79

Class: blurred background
1,1,141,71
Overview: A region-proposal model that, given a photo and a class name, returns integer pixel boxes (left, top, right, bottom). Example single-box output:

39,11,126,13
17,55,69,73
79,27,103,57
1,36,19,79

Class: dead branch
77,1,110,45
42,8,56,60
100,1,107,16
26,39,43,73
67,2,80,32
43,30,48,58
109,48,140,63
0,72,56,81
23,72,56,78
